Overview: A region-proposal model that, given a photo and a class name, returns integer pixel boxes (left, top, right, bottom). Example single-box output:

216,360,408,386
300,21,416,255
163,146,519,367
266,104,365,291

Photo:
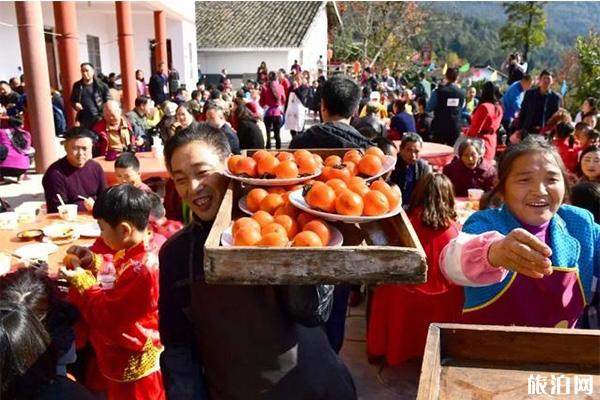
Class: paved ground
1,121,423,399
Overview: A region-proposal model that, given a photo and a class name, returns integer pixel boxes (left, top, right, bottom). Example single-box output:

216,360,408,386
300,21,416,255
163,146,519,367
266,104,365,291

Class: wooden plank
417,325,442,400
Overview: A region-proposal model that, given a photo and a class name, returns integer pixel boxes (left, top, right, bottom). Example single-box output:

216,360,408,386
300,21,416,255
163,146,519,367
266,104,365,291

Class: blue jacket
462,205,600,309
501,81,525,123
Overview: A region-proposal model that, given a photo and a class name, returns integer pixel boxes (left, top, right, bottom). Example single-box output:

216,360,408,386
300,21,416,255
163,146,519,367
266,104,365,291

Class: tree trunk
524,2,534,61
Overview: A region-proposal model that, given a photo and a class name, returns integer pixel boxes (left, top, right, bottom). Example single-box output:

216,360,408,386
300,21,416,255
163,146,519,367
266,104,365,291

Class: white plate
220,224,344,247
42,224,77,239
363,155,397,182
14,243,59,260
288,189,403,224
73,222,101,238
223,166,321,187
238,196,253,215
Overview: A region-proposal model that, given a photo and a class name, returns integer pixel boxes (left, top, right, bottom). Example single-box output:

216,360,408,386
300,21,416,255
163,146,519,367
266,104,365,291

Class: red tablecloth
393,141,454,168
94,152,169,185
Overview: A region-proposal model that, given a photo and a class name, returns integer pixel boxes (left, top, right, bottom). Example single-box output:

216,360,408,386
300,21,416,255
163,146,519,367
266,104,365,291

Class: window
86,35,102,72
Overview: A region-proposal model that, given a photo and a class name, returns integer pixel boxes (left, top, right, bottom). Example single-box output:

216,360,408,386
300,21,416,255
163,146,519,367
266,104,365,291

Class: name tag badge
447,98,460,107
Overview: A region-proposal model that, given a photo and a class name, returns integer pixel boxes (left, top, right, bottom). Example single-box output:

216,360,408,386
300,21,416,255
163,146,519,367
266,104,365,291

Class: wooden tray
203,148,427,285
418,323,600,400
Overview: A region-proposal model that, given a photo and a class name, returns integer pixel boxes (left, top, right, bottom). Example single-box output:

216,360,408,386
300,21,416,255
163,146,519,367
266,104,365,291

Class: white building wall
300,6,328,76
167,18,198,89
0,2,22,79
74,8,120,76
198,51,289,77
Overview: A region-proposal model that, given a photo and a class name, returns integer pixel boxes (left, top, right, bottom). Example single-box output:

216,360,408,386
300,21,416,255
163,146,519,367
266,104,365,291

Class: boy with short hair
114,152,152,192
61,185,165,400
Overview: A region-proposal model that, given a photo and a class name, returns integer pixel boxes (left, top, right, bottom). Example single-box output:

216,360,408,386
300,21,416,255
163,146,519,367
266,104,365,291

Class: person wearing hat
158,101,179,144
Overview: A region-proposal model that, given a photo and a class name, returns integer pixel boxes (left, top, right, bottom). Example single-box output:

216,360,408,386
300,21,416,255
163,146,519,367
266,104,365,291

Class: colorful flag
442,64,448,75
459,63,470,73
561,80,568,96
490,70,498,81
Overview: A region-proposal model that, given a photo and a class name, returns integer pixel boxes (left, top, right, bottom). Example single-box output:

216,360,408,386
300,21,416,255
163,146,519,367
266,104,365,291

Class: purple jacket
0,127,31,170
442,157,496,197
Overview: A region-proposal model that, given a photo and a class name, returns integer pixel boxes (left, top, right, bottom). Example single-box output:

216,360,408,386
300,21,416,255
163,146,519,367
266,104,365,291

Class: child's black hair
571,181,600,224
370,136,396,156
554,122,575,148
147,192,166,220
114,152,140,172
93,184,151,231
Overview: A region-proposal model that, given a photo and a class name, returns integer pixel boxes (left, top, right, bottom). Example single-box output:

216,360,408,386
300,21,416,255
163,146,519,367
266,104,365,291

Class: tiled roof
196,1,324,49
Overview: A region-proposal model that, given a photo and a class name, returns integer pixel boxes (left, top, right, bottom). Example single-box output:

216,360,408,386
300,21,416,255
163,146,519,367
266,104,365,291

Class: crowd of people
0,54,599,400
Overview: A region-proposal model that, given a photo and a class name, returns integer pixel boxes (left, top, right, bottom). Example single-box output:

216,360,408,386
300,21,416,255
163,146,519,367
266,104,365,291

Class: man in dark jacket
427,67,465,146
148,62,169,105
290,75,372,150
517,69,562,135
70,63,110,129
389,132,432,207
290,75,371,355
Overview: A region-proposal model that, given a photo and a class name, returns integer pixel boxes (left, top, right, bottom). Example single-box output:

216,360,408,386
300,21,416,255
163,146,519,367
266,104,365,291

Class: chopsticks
77,195,90,201
57,193,66,206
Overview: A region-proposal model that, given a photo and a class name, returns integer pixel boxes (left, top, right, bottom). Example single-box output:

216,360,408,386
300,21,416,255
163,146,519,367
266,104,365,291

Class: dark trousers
325,284,351,354
264,115,282,149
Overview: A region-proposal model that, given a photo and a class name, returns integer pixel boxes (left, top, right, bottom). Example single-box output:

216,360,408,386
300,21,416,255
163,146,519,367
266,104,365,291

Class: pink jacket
259,81,286,117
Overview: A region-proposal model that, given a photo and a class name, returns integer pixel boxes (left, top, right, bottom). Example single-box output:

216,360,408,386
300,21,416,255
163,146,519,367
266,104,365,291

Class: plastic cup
468,189,485,201
15,206,37,224
58,204,78,221
0,212,18,230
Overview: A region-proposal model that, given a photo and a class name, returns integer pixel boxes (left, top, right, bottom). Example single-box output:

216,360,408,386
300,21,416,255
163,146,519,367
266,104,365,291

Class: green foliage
499,1,547,61
573,31,600,108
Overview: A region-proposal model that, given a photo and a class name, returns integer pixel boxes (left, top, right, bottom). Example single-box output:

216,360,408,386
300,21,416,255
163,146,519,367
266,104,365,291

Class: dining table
393,141,455,169
0,212,98,277
94,151,169,185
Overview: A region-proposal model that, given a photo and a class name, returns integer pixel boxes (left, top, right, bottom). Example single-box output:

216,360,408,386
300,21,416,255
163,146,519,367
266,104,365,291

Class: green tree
573,31,600,108
499,1,547,61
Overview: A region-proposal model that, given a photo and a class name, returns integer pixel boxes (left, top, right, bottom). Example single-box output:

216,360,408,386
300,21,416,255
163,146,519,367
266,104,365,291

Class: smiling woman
440,137,600,329
159,123,357,399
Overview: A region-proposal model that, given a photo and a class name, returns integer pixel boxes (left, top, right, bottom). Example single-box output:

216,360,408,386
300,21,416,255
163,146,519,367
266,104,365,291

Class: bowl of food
16,229,44,242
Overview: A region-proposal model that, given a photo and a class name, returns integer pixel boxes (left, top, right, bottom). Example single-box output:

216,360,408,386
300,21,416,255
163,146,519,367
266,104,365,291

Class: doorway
149,38,172,72
44,28,59,89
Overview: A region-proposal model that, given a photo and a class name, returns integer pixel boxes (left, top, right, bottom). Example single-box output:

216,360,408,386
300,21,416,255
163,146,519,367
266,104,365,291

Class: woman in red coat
367,173,464,365
467,81,503,161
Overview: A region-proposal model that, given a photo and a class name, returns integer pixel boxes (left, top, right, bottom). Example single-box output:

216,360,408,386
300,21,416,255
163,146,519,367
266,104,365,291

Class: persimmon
259,193,284,214
261,222,289,239
358,154,383,177
276,151,294,162
370,180,401,210
343,161,357,176
326,178,348,194
274,203,299,219
347,179,370,197
266,187,287,195
326,165,352,183
365,146,386,162
343,149,362,165
325,155,342,167
292,231,323,247
274,215,300,238
349,176,367,186
302,220,331,246
252,210,275,227
257,153,280,177
363,190,390,216
63,253,81,270
233,157,257,177
233,227,262,246
227,155,244,172
257,231,288,247
293,150,314,165
335,190,364,216
305,183,336,213
297,155,320,175
296,212,317,228
246,188,269,213
274,160,299,179
312,154,324,166
232,217,261,237
252,149,271,163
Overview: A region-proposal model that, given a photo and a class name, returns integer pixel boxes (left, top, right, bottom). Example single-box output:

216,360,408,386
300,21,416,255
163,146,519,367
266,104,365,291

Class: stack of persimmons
226,148,400,247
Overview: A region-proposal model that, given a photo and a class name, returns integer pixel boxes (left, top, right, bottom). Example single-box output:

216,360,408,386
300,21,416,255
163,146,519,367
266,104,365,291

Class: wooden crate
418,323,600,400
203,148,427,285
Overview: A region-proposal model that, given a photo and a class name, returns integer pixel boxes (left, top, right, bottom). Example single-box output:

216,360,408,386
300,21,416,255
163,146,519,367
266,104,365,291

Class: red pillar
153,10,167,70
15,1,57,172
53,1,80,128
115,1,135,111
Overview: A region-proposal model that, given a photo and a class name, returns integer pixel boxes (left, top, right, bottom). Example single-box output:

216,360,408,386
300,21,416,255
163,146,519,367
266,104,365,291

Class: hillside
417,1,599,70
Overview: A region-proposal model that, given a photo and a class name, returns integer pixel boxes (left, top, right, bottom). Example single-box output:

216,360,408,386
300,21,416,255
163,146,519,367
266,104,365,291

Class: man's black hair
63,127,97,143
134,96,149,107
114,152,140,171
371,136,396,156
539,69,552,77
164,122,231,170
445,67,459,83
522,74,532,81
321,75,360,118
0,80,8,86
80,62,94,70
92,184,151,231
